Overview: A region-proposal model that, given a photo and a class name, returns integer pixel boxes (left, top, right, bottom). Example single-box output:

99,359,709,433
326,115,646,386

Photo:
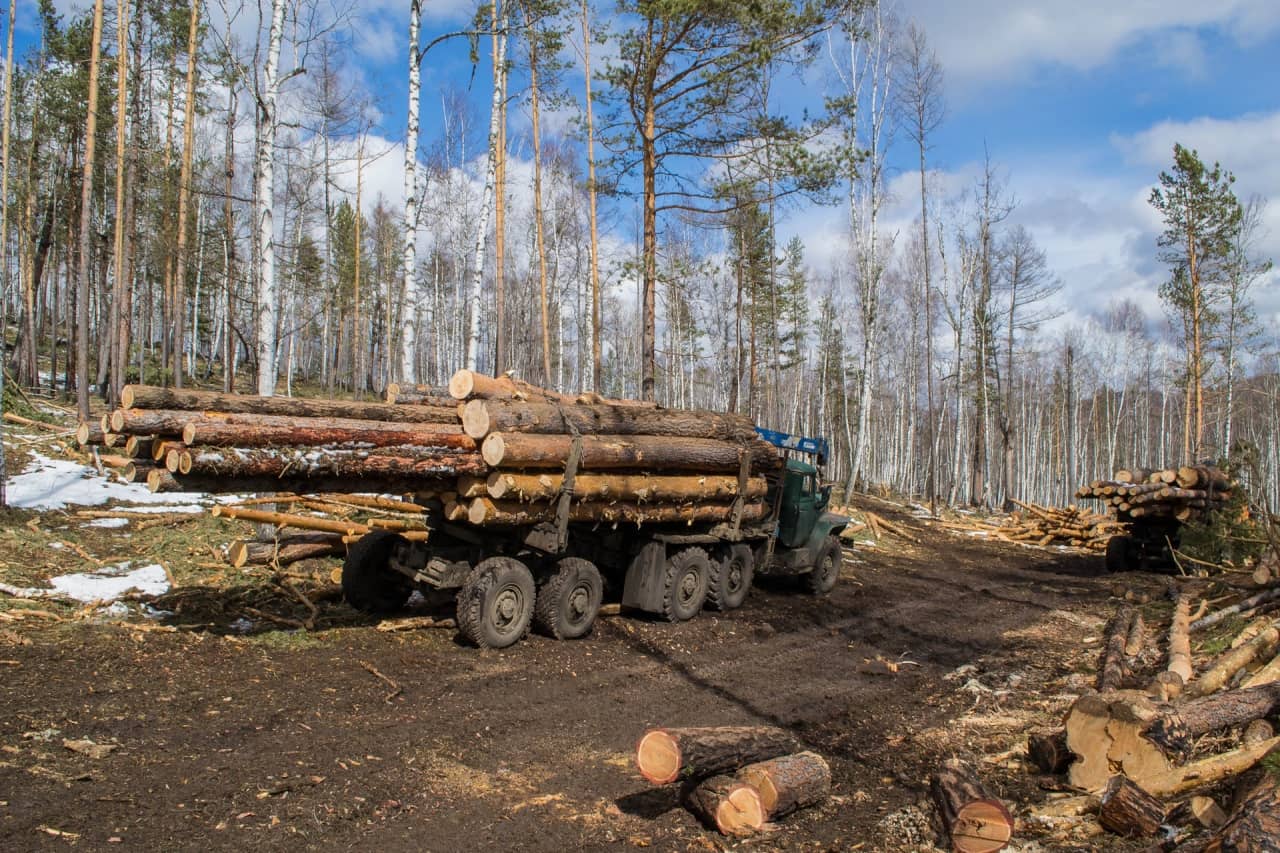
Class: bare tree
75,0,106,418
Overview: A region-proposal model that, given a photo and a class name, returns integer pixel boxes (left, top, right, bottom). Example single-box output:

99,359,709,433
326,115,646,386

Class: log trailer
341,427,851,648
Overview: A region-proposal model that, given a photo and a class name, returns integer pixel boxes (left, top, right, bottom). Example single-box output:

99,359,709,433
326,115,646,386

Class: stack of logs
75,371,777,537
633,726,831,836
1075,465,1233,523
993,501,1125,551
1028,586,1280,848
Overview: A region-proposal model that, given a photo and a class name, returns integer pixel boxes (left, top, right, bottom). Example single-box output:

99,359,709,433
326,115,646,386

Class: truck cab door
779,471,820,549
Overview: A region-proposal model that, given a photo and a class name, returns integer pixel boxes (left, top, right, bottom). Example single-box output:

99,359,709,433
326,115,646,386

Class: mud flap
621,540,666,614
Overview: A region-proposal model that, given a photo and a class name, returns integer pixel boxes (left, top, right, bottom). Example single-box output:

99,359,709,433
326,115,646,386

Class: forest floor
0,426,1190,851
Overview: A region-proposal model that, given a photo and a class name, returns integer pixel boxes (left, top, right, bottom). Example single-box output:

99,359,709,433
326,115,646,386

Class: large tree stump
735,751,831,819
929,759,1014,853
1204,776,1280,852
635,726,801,785
1098,775,1165,837
681,775,765,836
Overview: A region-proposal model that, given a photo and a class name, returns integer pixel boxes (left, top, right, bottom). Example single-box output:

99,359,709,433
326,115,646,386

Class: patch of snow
229,617,255,634
5,453,209,510
85,518,130,528
48,563,169,603
48,541,65,550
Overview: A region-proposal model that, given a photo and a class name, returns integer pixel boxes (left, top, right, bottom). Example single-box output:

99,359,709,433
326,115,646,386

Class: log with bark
635,726,801,785
467,497,766,527
681,775,764,836
210,506,371,536
483,471,767,503
383,383,456,407
928,759,1014,853
1027,730,1073,775
1143,735,1280,798
1184,624,1279,698
1099,606,1136,692
120,384,458,424
178,446,486,480
481,432,780,472
227,534,346,568
75,422,105,446
1203,776,1280,852
1098,775,1166,837
461,398,757,442
181,417,471,449
1169,594,1195,684
734,751,831,820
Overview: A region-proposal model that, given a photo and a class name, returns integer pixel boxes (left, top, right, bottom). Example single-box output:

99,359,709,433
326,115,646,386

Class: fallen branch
358,660,402,702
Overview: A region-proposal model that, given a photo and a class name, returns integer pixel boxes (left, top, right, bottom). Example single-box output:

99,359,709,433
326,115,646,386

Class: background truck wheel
341,530,411,614
1105,534,1136,573
662,547,710,622
534,557,603,640
708,544,754,611
804,536,842,595
456,557,535,649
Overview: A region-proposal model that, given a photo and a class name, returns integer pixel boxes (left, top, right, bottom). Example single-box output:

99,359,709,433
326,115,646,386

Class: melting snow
48,563,169,603
85,518,130,528
6,454,209,510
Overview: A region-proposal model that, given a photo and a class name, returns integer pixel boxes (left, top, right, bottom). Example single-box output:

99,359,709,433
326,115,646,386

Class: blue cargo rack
754,427,829,465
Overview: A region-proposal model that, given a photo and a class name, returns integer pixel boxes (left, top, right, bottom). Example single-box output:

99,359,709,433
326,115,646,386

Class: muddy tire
534,558,603,640
708,544,754,611
804,536,842,595
1105,535,1136,573
456,557,535,649
341,530,411,614
662,547,710,622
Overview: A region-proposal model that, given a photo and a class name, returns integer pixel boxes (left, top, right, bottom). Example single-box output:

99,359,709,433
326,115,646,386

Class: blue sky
25,0,1280,339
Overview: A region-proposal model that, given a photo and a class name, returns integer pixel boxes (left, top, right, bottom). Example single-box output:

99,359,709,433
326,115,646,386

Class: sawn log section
635,726,801,785
482,433,781,472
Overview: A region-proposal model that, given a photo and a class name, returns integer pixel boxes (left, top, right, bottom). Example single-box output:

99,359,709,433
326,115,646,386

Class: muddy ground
0,492,1181,852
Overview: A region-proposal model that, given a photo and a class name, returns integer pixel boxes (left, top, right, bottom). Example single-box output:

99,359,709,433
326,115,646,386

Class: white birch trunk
465,4,507,371
399,0,422,382
254,0,287,396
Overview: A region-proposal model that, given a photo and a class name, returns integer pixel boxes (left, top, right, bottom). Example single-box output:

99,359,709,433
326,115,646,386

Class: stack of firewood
76,371,777,530
633,725,831,836
1027,586,1280,848
1075,465,1233,523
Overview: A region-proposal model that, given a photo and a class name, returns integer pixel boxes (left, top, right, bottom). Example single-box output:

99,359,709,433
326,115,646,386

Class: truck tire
1105,535,1136,573
804,536,842,595
662,547,710,622
342,530,411,614
708,544,753,611
456,557,535,649
534,558,603,640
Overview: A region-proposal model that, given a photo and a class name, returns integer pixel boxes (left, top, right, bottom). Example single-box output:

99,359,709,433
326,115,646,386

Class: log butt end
462,399,491,440
951,799,1014,852
448,370,476,401
636,729,681,785
481,433,506,467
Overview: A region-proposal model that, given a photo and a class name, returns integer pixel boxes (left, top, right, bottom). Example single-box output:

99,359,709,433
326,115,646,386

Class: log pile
633,725,831,836
78,372,778,533
1076,465,1234,524
991,501,1125,551
1027,584,1280,848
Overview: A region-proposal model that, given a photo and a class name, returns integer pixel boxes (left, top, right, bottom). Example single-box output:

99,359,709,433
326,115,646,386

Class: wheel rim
678,569,701,606
566,582,592,625
726,558,744,594
490,582,526,637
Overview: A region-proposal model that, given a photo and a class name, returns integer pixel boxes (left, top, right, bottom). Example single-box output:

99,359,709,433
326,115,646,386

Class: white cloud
901,0,1280,86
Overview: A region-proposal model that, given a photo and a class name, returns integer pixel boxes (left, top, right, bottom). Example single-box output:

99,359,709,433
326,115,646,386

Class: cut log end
461,399,491,439
683,776,764,836
636,730,681,785
950,799,1014,853
448,369,477,400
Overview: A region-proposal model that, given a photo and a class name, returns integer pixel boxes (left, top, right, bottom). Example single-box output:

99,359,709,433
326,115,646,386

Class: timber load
76,371,776,530
1075,465,1234,524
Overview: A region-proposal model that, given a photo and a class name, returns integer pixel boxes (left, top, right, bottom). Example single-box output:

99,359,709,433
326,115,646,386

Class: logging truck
341,427,851,648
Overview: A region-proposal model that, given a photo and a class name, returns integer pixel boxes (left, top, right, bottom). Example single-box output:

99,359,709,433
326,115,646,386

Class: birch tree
74,0,105,418
253,0,288,396
400,0,422,382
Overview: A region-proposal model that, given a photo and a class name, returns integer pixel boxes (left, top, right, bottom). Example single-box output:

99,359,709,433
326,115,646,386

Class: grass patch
245,628,322,650
1196,617,1244,657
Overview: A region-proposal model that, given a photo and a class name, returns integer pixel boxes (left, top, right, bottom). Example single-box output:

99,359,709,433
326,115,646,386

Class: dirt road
0,501,1143,851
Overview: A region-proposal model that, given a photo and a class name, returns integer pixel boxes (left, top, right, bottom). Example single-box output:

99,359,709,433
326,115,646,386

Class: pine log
384,383,456,407
1204,777,1280,852
119,385,458,423
153,440,184,462
1169,594,1195,684
111,408,211,436
211,505,371,536
180,446,487,480
123,435,154,458
635,726,801,785
1185,625,1280,698
1143,735,1280,797
102,431,123,447
928,759,1014,853
1243,719,1275,748
146,469,188,492
457,476,489,499
1233,617,1276,650
121,462,155,484
1099,606,1135,691
467,497,766,527
1027,730,1073,775
1176,465,1232,491
681,775,764,836
460,398,756,441
736,751,831,819
1067,692,1174,792
1242,650,1280,688
75,422,105,446
1126,611,1147,658
310,493,427,514
1189,796,1229,830
1149,671,1185,702
485,471,768,503
448,370,568,402
227,535,346,568
481,432,780,472
1098,775,1166,837
181,419,471,449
